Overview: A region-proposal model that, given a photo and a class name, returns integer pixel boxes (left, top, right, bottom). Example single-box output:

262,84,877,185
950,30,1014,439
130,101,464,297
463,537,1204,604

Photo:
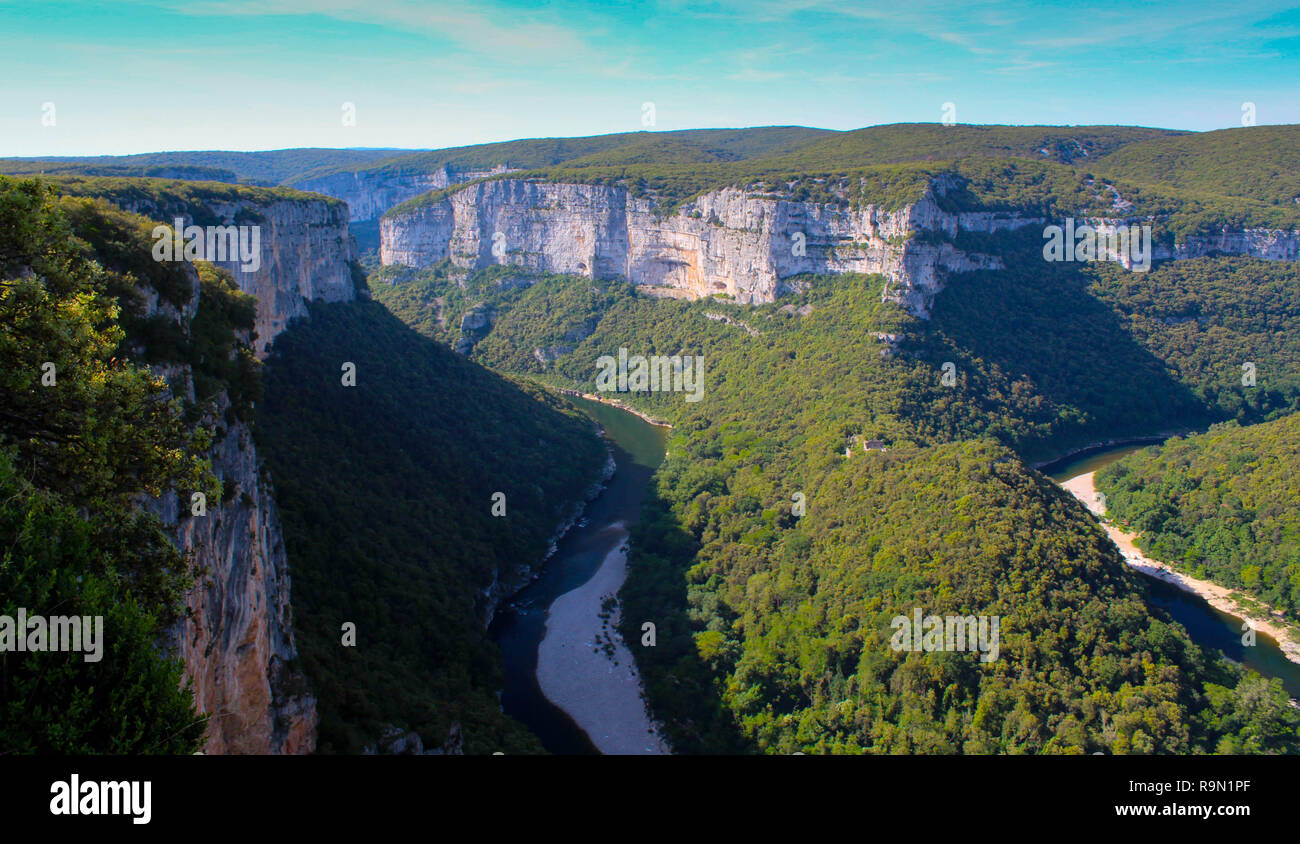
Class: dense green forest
303,126,836,182
1096,414,1300,617
0,176,230,753
253,298,607,753
1087,257,1300,422
371,260,1300,753
372,239,1300,462
929,246,1300,447
1095,125,1300,207
49,175,342,219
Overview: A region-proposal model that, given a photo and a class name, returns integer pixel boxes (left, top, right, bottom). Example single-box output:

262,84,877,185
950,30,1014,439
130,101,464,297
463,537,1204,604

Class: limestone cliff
117,194,359,354
379,176,1300,318
293,164,516,223
294,168,452,224
1083,218,1300,268
379,178,1029,318
115,190,360,753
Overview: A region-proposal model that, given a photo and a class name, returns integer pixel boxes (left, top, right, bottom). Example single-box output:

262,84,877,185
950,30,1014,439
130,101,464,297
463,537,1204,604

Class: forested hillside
253,298,607,753
370,261,1300,753
0,176,234,752
1096,125,1300,206
1096,414,1300,617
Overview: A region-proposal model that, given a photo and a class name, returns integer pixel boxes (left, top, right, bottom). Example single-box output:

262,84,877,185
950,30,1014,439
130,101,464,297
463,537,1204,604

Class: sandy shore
535,521,671,754
1061,471,1300,666
558,390,674,428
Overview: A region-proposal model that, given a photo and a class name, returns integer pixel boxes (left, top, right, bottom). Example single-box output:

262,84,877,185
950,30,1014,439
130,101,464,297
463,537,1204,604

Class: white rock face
1082,217,1300,268
380,179,1035,318
294,168,452,223
293,164,518,223
381,177,1300,318
120,195,358,354
1170,228,1300,261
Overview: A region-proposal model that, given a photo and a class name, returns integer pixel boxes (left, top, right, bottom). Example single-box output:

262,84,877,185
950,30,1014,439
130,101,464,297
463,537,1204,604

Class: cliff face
292,164,516,223
119,195,358,354
150,395,316,755
122,191,360,753
1083,219,1300,268
379,179,1030,318
380,177,1300,318
294,169,451,224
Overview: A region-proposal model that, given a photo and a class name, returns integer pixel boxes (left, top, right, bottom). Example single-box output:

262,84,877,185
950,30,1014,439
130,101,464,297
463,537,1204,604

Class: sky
1,0,1298,156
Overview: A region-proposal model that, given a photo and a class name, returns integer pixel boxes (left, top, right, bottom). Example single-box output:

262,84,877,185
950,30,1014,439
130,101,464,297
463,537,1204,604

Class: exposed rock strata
380,177,1300,318
117,195,358,354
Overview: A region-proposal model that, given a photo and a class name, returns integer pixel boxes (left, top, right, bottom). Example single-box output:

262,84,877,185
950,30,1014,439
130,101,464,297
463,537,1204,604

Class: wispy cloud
155,0,601,63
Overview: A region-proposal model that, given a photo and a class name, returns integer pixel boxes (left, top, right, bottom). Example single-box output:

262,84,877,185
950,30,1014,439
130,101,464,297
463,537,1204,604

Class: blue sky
2,0,1298,156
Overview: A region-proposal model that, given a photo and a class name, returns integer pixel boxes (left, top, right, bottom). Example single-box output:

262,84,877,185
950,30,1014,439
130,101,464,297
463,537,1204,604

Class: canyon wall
1084,219,1300,268
293,164,517,223
121,195,359,354
294,168,452,224
121,191,360,753
380,177,1300,318
377,178,1034,317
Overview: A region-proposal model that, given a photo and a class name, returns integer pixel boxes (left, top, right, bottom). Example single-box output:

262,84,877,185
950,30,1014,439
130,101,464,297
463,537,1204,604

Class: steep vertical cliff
109,186,360,753
378,178,1029,317
116,192,360,354
292,168,453,224
379,176,1300,318
292,164,516,223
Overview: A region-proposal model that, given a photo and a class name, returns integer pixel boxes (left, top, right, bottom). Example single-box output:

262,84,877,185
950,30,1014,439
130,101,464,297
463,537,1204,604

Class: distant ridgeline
9,124,1300,264
1097,414,1300,618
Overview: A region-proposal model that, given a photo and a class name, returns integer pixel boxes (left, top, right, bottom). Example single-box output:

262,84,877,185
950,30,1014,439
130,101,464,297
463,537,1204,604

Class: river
489,396,669,754
1048,445,1300,698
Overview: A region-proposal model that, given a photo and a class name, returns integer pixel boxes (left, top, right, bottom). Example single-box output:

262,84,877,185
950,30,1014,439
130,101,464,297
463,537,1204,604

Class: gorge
8,122,1300,757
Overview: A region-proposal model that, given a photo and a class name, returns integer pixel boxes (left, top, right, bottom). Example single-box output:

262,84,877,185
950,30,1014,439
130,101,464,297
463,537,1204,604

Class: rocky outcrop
380,176,1300,318
294,169,452,224
134,253,321,755
117,194,359,354
152,411,316,755
1081,218,1300,269
379,178,1033,317
293,164,517,223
